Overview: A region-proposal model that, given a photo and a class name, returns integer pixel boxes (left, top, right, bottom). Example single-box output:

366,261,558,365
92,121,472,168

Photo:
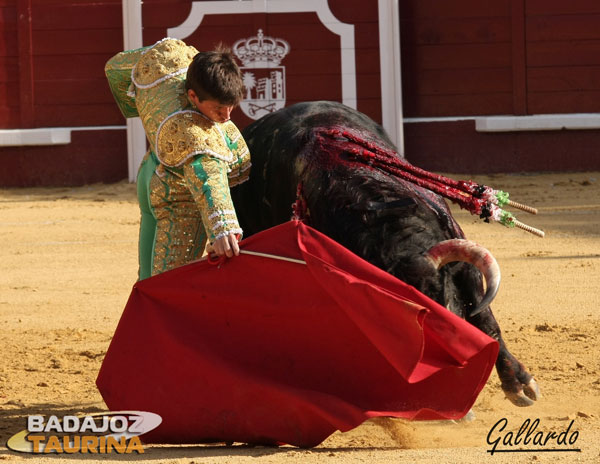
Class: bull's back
244,101,396,148
233,101,399,234
232,101,463,244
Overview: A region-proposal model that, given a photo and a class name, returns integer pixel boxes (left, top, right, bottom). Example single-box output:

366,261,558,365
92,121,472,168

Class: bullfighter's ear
187,89,200,106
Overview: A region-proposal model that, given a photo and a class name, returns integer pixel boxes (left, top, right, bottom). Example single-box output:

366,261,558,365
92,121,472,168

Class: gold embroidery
132,39,198,88
184,156,242,242
156,111,232,167
149,169,207,276
221,121,251,186
155,114,251,186
136,78,191,155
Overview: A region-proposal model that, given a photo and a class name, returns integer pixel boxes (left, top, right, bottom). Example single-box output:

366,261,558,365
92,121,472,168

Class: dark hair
185,44,244,105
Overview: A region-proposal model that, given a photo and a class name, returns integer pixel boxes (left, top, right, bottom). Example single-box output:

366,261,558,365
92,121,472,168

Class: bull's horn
425,239,501,317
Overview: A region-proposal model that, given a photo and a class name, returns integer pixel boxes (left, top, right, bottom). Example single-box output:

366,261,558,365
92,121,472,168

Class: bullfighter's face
187,89,234,123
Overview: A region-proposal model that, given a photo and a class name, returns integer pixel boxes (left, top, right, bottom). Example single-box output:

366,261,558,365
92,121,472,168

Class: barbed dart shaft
507,199,538,215
513,219,545,238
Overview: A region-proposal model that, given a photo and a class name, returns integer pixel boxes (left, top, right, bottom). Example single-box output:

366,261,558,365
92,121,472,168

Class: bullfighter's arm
183,155,243,252
104,46,151,119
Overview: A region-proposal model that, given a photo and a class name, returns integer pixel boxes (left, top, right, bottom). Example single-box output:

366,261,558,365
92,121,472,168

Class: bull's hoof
505,378,541,407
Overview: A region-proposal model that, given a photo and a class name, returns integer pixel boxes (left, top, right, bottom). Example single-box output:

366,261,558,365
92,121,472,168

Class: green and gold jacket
105,38,251,277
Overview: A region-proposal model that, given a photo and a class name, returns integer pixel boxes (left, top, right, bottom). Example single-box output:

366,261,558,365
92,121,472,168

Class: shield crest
240,66,286,118
233,29,290,120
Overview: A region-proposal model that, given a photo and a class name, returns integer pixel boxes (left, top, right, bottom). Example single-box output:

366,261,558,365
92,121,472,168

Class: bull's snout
425,239,501,317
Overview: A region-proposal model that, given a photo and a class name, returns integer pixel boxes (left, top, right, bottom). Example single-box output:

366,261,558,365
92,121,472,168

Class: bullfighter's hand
211,234,240,258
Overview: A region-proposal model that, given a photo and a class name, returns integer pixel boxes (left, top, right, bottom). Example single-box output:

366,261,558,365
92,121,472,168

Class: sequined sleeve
222,121,251,187
184,155,243,243
105,46,150,119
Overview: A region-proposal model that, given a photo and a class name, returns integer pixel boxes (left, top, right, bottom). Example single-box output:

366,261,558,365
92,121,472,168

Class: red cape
96,221,498,447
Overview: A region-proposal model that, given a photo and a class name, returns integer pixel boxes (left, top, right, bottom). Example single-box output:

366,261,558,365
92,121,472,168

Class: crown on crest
233,29,290,66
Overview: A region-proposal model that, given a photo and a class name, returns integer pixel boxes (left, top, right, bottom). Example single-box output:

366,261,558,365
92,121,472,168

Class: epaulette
155,111,234,167
132,38,198,90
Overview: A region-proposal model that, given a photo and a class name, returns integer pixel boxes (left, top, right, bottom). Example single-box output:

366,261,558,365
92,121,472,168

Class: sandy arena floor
0,172,599,463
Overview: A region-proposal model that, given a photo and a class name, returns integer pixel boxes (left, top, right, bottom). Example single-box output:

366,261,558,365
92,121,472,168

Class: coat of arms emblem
233,29,290,120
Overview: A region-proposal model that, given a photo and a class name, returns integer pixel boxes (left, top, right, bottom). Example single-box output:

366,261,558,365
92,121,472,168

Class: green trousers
136,152,159,281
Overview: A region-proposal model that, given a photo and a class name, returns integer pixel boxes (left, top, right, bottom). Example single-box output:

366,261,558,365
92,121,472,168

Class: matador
105,38,251,280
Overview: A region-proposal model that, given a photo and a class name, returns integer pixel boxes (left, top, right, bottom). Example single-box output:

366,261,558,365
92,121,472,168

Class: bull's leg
467,309,541,406
449,265,540,407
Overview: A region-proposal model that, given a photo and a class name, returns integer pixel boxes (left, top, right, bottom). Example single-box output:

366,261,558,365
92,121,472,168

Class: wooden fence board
528,66,600,92
403,67,512,95
401,17,510,45
403,43,511,70
0,34,18,56
35,78,114,105
0,55,17,81
32,4,120,30
0,4,16,24
31,0,119,4
400,0,510,19
403,93,513,117
527,14,600,42
0,106,20,126
527,0,600,16
33,54,113,80
32,29,123,55
0,81,18,105
511,0,527,114
329,0,379,23
34,103,122,127
528,40,600,67
528,90,600,113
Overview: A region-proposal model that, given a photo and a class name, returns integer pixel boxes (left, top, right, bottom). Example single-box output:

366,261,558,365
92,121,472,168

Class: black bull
231,101,540,407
